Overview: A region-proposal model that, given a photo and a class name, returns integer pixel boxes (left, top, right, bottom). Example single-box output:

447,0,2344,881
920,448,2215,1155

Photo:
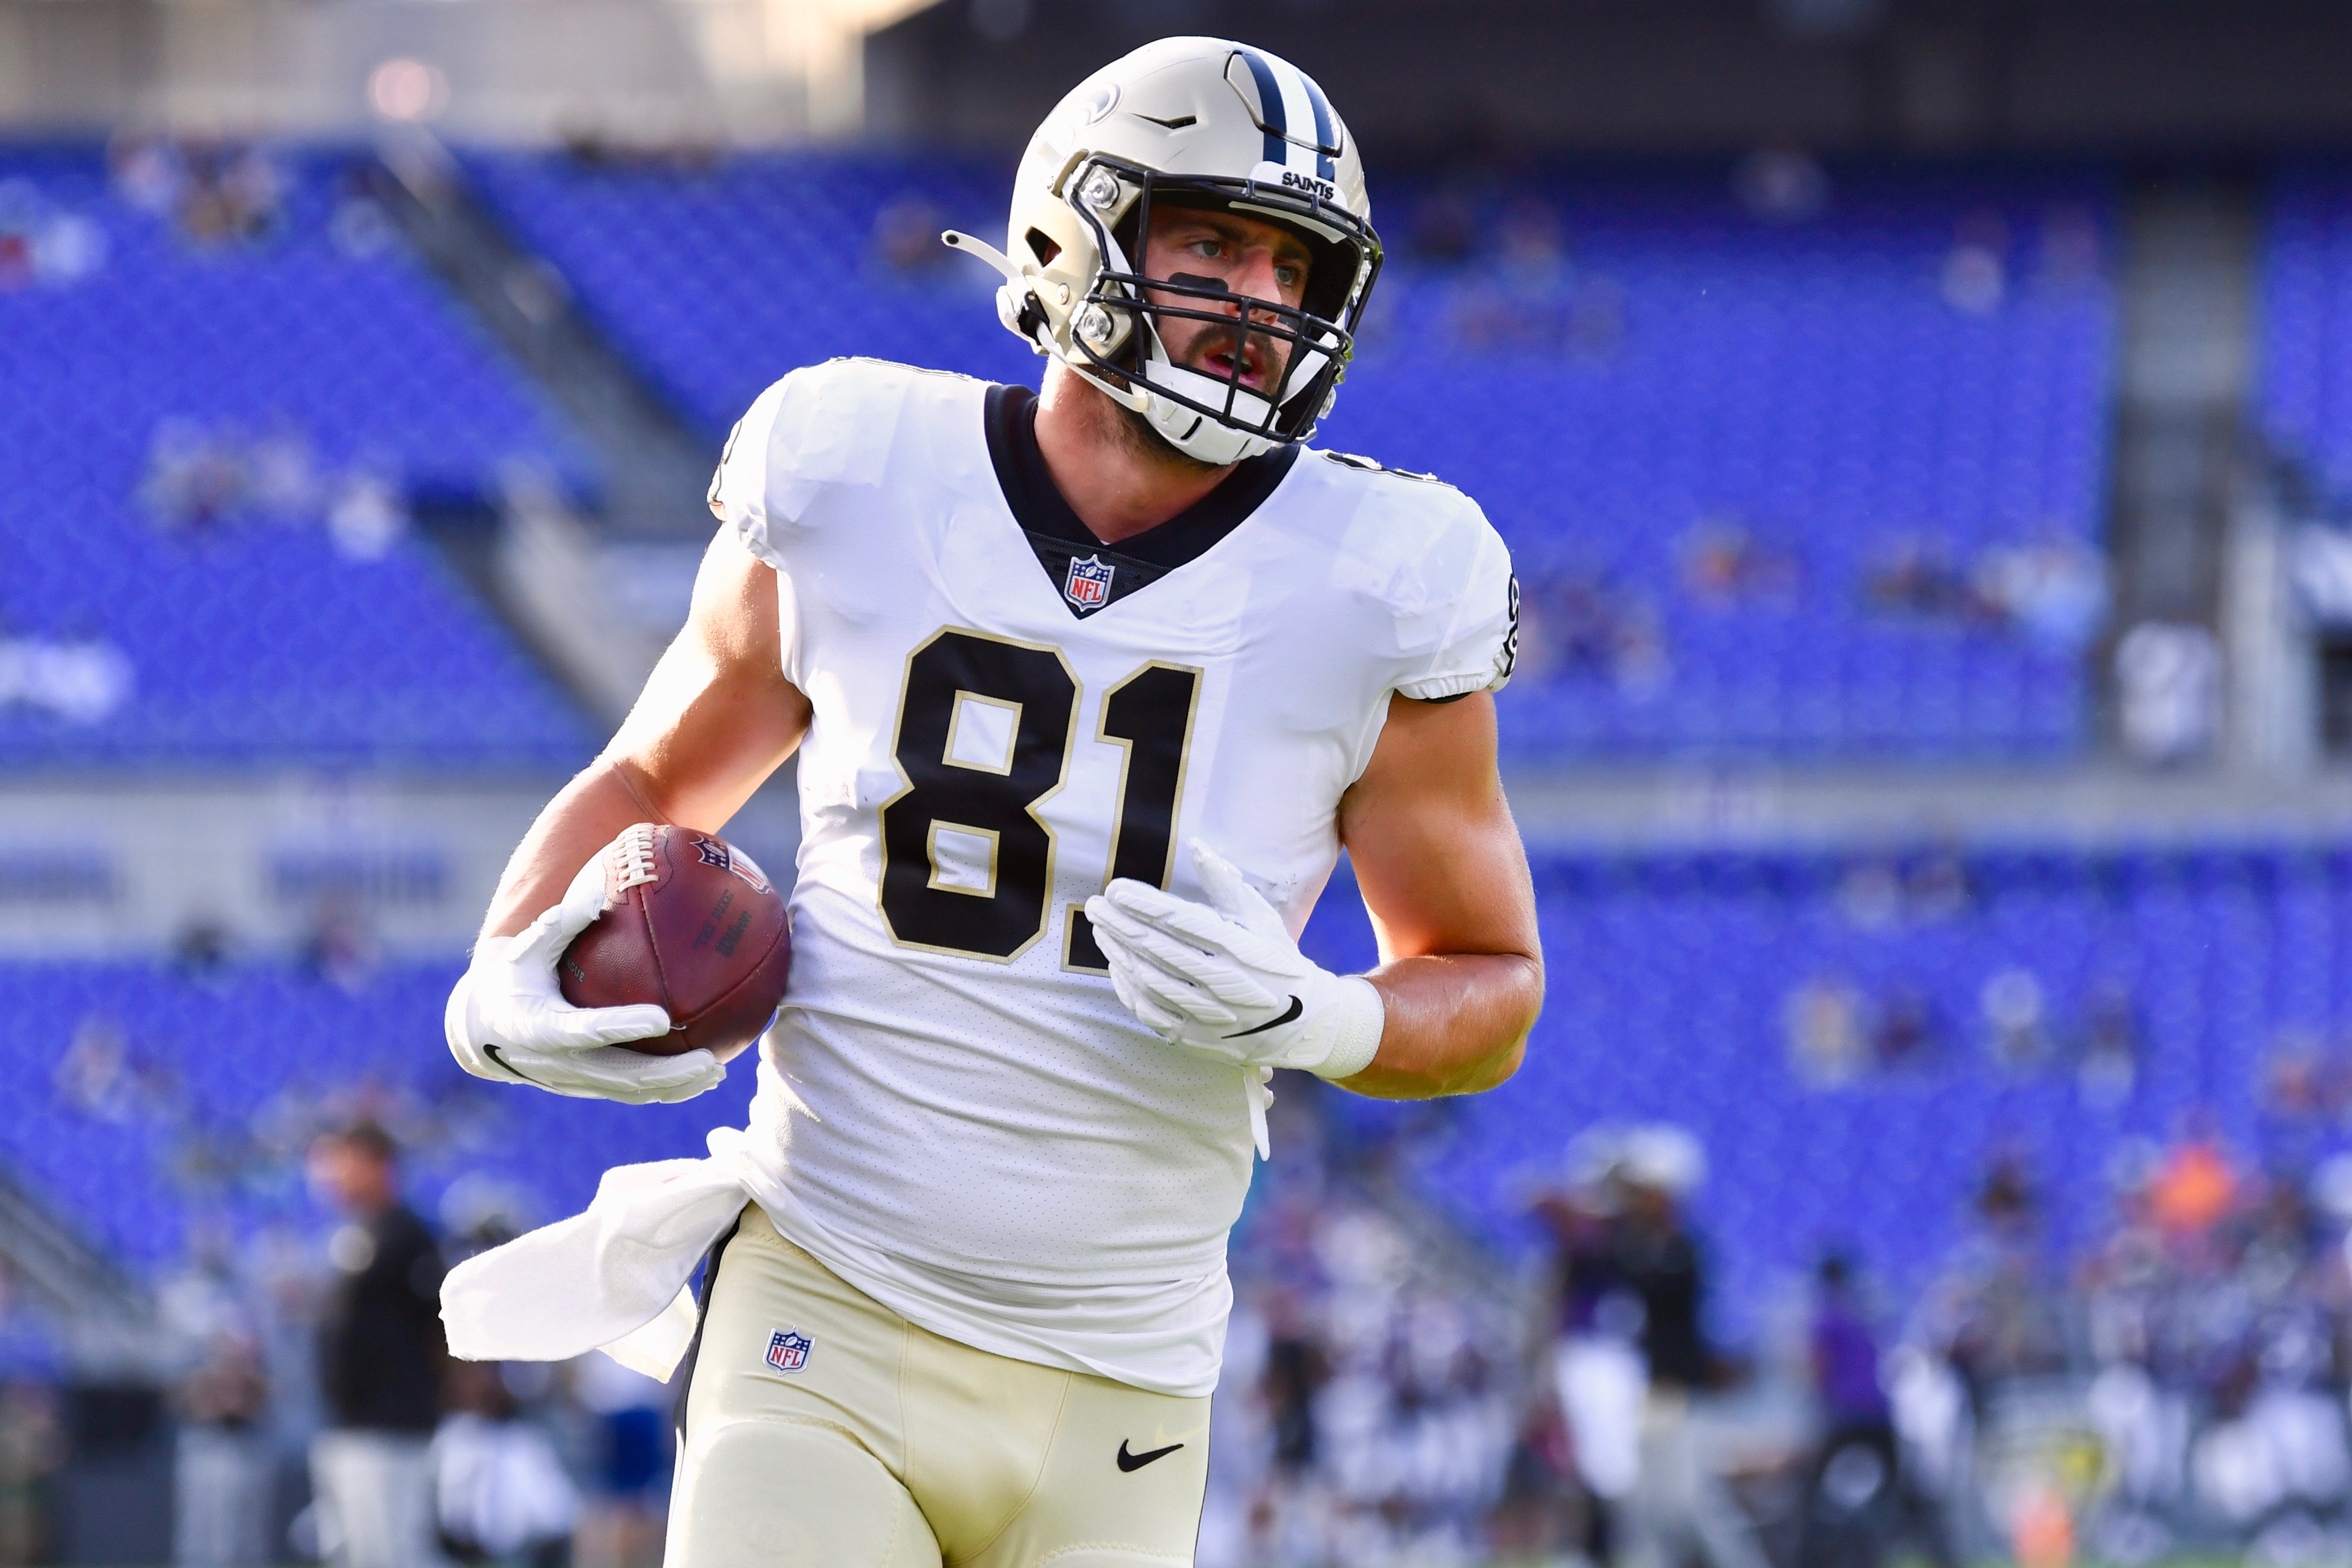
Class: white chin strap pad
1141,355,1279,466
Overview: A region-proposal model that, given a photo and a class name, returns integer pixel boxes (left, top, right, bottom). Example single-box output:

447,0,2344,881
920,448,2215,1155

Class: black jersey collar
984,383,1299,620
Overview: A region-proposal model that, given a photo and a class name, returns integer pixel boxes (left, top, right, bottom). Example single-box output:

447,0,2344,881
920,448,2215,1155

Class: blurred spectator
1861,535,2109,647
172,1336,272,1566
171,918,233,982
175,143,286,247
1980,967,2052,1072
0,1384,59,1567
163,1227,273,1568
1543,1133,1769,1568
1448,197,1628,358
0,180,105,291
1582,1126,1768,1568
1259,1290,1325,1482
432,1363,577,1568
1515,573,1670,697
308,1120,448,1568
1972,537,2108,651
1786,976,1870,1086
138,414,412,555
569,1354,669,1568
2078,980,2138,1108
1906,849,1974,923
55,1011,176,1123
141,420,256,534
1864,538,1978,621
1204,1091,1519,1567
1932,1154,2062,1392
111,132,185,215
2148,1125,2239,1239
1873,987,1940,1070
1679,517,1801,607
1798,1255,1957,1568
1535,1134,1643,1563
302,890,380,993
328,472,411,560
0,634,134,725
2116,620,2221,763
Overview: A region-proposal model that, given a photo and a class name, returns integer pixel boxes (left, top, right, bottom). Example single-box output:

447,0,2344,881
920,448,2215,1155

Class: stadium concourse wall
0,774,796,960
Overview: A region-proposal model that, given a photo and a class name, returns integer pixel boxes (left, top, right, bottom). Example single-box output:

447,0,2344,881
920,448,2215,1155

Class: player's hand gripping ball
444,823,788,1105
559,823,792,1061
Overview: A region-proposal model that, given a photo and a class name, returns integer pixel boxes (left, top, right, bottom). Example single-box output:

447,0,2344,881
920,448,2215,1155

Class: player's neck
1032,363,1235,547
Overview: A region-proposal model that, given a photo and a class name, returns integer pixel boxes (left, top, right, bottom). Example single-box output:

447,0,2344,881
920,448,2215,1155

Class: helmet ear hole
1025,228,1061,266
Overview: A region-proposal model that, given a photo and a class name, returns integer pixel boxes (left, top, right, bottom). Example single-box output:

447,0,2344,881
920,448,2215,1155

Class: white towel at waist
441,1126,780,1380
438,1123,1234,1396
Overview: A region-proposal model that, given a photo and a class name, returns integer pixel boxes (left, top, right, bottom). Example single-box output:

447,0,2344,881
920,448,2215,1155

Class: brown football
558,823,790,1062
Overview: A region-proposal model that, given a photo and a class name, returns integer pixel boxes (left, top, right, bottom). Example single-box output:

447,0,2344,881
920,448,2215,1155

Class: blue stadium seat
0,959,757,1276
464,153,2116,760
2260,163,2352,498
0,143,595,768
1298,843,2352,1342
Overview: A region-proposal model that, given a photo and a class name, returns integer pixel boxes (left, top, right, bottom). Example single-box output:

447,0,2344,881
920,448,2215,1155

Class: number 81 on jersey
878,628,1200,972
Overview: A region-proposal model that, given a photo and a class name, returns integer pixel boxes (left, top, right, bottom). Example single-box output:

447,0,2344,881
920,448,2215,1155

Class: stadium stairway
0,1160,155,1380
370,129,724,723
374,131,717,542
2103,178,2265,760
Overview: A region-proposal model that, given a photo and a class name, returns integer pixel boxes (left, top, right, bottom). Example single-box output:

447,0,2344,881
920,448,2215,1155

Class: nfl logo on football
1063,554,1114,611
765,1328,813,1374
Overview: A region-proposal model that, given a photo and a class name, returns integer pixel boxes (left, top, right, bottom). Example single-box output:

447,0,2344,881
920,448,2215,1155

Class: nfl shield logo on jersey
764,1328,813,1373
1063,554,1114,611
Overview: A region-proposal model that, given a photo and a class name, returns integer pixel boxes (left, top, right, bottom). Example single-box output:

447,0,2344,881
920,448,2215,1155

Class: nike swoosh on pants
1117,1440,1185,1472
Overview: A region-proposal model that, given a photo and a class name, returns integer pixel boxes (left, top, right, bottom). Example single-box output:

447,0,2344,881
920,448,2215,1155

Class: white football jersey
707,357,1515,1397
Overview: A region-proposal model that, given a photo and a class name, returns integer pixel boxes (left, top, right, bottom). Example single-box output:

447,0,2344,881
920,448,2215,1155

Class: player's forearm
478,531,808,946
476,761,669,945
1342,950,1541,1099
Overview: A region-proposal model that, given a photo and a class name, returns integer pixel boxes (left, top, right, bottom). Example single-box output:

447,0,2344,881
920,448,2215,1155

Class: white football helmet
945,37,1383,465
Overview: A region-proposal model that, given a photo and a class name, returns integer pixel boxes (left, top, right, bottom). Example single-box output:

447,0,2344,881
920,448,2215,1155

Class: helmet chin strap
945,226,1154,416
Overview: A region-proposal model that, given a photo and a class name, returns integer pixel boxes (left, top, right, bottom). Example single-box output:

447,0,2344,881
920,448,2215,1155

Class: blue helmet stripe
1301,71,1339,183
1235,47,1288,167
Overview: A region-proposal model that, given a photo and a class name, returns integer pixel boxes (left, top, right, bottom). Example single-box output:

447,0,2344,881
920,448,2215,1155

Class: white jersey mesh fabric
698,356,1514,1396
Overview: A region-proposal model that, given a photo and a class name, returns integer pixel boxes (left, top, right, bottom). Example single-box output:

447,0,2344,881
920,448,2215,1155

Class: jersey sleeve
707,359,911,567
706,377,789,558
1391,498,1519,703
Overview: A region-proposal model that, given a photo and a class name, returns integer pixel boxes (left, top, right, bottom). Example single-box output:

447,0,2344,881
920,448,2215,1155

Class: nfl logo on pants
765,1329,813,1373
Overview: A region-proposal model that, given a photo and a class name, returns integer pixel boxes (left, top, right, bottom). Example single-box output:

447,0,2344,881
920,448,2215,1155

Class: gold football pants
666,1205,1211,1568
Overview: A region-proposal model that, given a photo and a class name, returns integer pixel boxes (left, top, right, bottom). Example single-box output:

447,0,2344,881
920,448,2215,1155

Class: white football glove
1084,840,1385,1156
444,832,727,1105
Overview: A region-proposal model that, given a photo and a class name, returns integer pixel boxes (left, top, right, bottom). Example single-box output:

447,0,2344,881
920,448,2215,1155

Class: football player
442,36,1541,1568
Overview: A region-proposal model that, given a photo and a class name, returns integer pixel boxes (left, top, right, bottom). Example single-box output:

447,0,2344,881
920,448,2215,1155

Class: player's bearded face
1138,207,1314,400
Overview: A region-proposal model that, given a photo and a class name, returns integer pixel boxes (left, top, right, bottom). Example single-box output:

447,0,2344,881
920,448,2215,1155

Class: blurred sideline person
569,1353,672,1568
171,1334,271,1568
1538,1126,1762,1568
1798,1255,1959,1568
163,1225,272,1568
432,1362,579,1568
1535,1132,1643,1562
439,35,1541,1568
308,1122,448,1568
